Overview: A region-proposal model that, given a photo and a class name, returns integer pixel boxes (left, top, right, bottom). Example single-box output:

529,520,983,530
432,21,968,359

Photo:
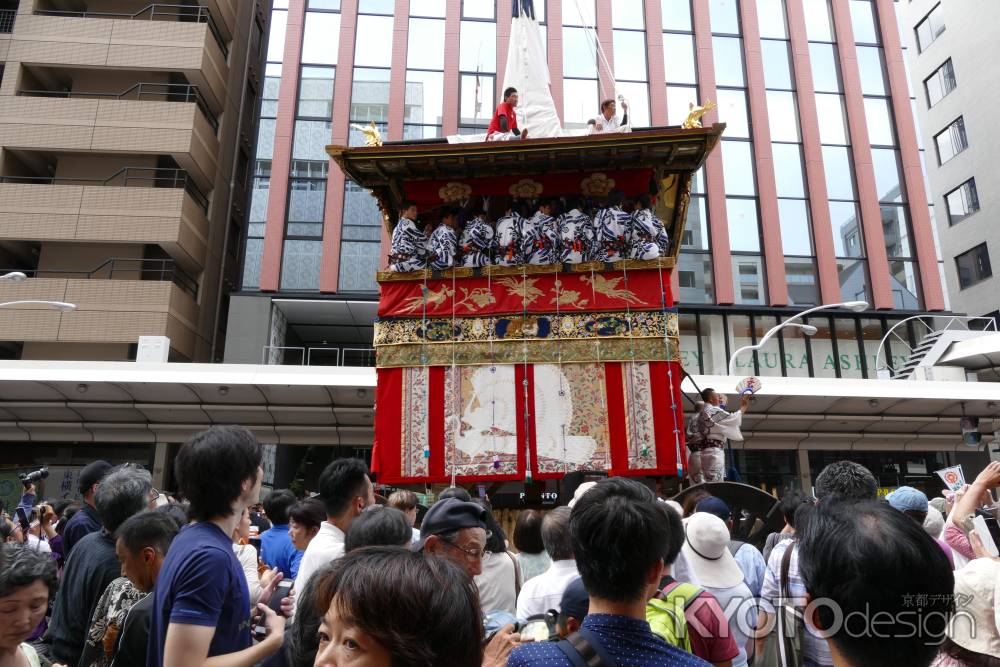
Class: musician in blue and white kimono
521,199,560,265
494,204,524,266
628,194,663,261
557,195,594,264
592,190,631,262
426,206,459,270
388,200,428,272
459,206,495,268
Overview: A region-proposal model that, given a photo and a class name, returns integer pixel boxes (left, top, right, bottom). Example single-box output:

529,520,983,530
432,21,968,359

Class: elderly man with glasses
414,497,491,578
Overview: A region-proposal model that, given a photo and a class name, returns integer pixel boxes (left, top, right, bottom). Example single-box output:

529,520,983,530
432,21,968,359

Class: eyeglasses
441,532,492,561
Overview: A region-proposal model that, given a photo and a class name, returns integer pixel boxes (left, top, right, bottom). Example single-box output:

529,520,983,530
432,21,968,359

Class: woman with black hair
0,544,58,667
312,547,484,667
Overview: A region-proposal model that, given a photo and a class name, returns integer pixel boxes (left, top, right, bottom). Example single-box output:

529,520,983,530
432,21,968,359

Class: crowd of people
1,426,999,666
388,191,671,273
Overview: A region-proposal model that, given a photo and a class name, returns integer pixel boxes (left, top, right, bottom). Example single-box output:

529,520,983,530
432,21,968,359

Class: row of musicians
388,192,671,272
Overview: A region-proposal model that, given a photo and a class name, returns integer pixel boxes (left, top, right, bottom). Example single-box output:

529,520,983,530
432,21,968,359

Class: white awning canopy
0,362,994,452
0,361,376,446
684,374,1000,452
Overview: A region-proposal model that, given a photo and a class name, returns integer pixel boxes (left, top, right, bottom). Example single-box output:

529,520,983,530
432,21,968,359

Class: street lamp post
0,271,77,312
727,301,868,376
0,300,76,312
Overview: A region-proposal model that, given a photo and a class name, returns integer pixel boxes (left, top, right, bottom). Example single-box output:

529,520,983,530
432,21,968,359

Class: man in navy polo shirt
148,426,285,667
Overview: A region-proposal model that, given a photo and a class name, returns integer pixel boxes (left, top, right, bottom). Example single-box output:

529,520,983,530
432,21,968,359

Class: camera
18,467,49,487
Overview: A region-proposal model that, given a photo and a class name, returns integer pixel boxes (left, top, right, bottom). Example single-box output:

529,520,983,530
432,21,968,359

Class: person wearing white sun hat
681,512,756,667
930,557,1000,666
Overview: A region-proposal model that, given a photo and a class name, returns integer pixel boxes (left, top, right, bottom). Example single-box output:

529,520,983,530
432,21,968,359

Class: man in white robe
691,388,749,483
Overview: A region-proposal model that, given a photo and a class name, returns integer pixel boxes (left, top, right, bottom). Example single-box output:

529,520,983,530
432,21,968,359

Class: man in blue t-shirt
258,489,302,579
148,426,286,667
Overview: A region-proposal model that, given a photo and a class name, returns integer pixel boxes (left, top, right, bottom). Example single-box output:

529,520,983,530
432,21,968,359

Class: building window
956,243,992,289
934,117,968,164
924,58,956,107
945,179,980,225
915,4,945,53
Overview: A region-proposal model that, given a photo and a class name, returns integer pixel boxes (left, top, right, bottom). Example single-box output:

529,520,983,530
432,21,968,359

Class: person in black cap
555,577,589,639
415,497,490,578
62,459,113,556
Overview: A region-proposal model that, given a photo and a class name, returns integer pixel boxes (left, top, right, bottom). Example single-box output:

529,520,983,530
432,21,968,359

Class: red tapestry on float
371,264,687,485
377,270,674,318
371,361,687,484
402,169,654,209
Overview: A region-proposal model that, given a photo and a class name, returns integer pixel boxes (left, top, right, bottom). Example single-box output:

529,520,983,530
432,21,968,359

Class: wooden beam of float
326,123,726,266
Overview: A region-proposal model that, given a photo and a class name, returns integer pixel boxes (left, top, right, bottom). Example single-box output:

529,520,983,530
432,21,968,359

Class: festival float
327,1,724,488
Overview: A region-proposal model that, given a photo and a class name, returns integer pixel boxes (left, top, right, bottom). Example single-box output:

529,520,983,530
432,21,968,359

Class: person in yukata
557,195,594,264
427,207,460,270
521,199,560,265
494,202,524,266
389,199,428,272
592,190,631,262
459,201,495,268
629,194,664,261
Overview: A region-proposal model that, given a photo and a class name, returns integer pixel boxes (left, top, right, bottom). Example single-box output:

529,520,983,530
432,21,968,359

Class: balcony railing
34,4,228,59
0,9,14,33
6,258,199,298
18,83,219,133
262,346,377,367
0,167,209,213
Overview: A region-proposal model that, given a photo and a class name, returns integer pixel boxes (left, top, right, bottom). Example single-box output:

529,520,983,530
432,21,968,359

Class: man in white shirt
591,98,630,134
516,507,580,619
294,458,375,594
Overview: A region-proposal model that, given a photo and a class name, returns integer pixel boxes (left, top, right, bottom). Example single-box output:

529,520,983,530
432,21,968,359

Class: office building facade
0,0,268,361
232,0,944,376
902,0,1000,320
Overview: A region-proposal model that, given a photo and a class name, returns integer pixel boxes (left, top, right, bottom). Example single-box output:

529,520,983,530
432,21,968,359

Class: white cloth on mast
447,14,563,143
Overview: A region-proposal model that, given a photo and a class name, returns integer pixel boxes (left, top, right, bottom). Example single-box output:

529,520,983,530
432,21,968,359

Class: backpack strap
656,580,704,610
556,628,618,667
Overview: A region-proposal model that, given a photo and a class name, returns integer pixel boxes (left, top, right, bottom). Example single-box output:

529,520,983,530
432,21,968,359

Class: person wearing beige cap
680,512,756,667
930,557,1000,666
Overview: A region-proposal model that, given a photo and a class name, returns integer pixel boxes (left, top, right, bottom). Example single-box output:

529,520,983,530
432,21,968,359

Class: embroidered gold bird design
496,277,545,306
552,280,589,308
399,285,453,313
581,274,641,304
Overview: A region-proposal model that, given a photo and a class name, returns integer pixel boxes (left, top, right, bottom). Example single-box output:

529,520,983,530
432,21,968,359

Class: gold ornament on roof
439,182,473,202
682,101,717,129
508,178,544,199
581,173,616,197
350,121,384,147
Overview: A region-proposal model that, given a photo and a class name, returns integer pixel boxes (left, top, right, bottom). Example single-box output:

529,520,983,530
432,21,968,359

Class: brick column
259,0,306,292
595,1,615,104
740,0,788,306
830,1,893,309
442,0,462,135
692,0,734,304
785,0,841,304
318,0,360,292
547,0,564,119
497,0,513,97
875,0,944,311
645,0,667,125
387,0,411,142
